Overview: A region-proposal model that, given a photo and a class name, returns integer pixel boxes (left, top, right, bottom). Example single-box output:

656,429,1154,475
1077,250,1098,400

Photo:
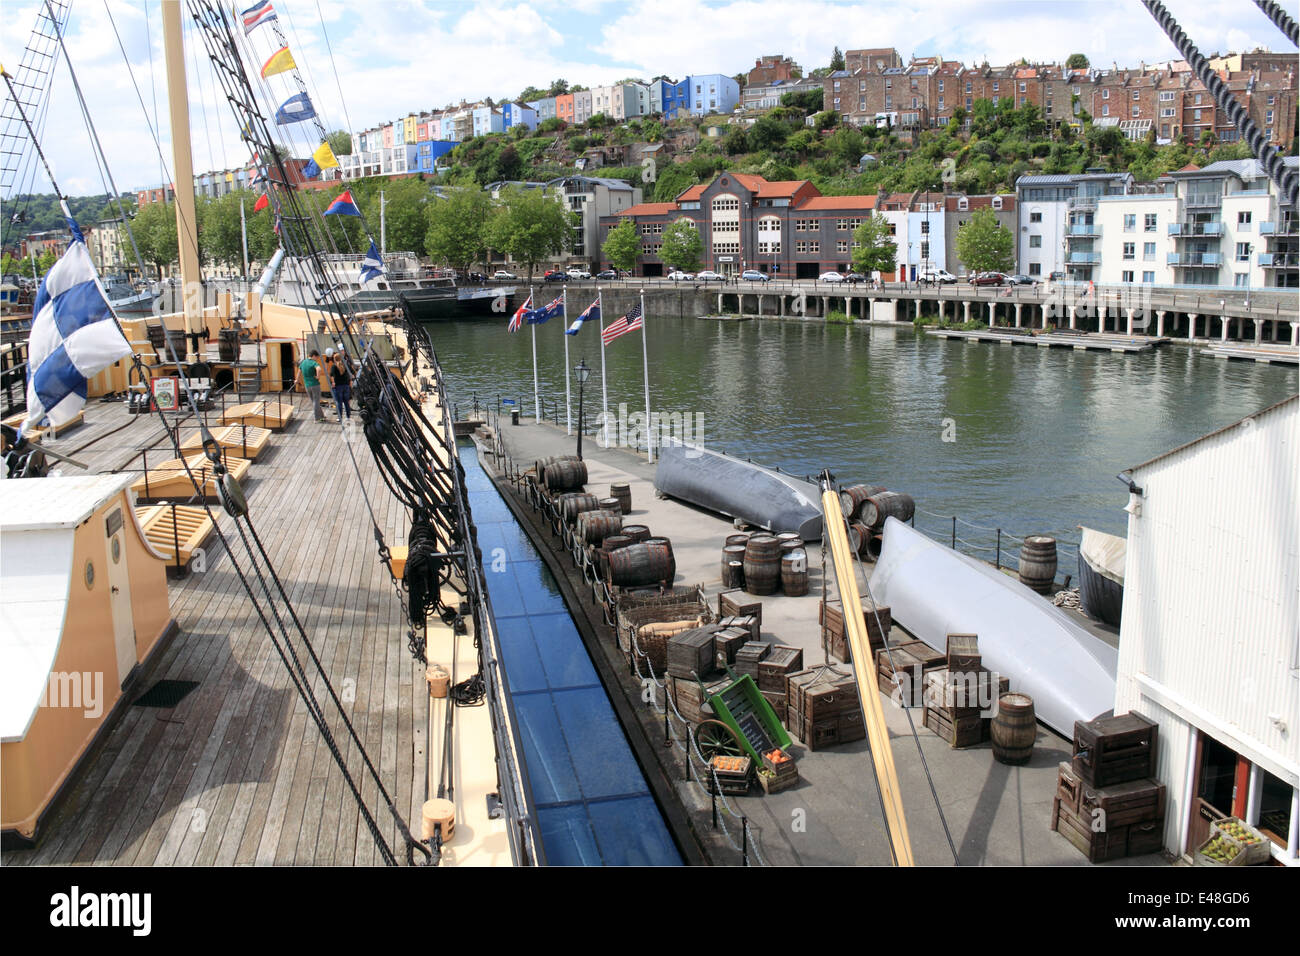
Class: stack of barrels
719,530,809,597
535,456,588,492
1017,535,1058,594
840,484,915,560
550,475,674,587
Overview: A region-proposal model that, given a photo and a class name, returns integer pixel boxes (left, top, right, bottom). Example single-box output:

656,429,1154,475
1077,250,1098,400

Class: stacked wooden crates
785,664,865,751
756,645,803,724
876,641,946,706
1051,711,1166,862
820,597,891,663
921,634,1007,748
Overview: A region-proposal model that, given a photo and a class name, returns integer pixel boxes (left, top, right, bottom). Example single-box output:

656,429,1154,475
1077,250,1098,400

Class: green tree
487,186,574,280
134,200,179,279
850,215,897,275
601,219,640,273
538,117,563,133
659,219,702,273
653,165,697,203
327,129,352,157
425,187,493,272
1065,53,1089,70
780,89,824,113
955,207,1014,273
197,192,245,270
369,176,430,253
830,46,845,71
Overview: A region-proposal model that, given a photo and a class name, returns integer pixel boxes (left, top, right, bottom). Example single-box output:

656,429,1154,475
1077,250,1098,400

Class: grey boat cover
870,517,1117,736
1079,527,1126,585
653,441,824,539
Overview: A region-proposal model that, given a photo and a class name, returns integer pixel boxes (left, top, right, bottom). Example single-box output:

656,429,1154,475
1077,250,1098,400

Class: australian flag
526,295,564,325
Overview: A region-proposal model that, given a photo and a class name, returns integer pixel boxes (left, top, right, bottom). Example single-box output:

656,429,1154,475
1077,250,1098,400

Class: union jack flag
508,295,532,333
601,303,643,346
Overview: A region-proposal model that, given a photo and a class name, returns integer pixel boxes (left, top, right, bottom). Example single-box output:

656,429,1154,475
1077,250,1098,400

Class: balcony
1261,253,1298,269
1168,221,1222,237
1167,252,1221,266
1184,192,1221,208
1067,252,1102,264
1067,196,1098,211
1260,219,1298,237
1066,223,1102,237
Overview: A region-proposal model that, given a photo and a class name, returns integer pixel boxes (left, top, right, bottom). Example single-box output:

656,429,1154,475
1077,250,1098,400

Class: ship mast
160,0,202,361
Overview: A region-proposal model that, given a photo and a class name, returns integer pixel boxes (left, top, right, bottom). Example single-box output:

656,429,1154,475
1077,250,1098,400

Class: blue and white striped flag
359,240,384,284
23,220,131,433
566,299,599,335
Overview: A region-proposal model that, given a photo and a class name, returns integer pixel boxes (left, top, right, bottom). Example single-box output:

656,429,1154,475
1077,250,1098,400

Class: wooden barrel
780,539,802,557
781,550,809,596
603,535,633,553
840,484,886,519
559,493,601,523
721,544,747,582
722,560,745,589
610,482,632,515
864,533,884,560
862,491,915,530
534,456,559,484
608,541,676,587
850,521,871,554
777,531,801,546
643,537,676,583
621,523,650,543
576,510,622,545
743,534,782,596
1018,535,1058,595
991,693,1036,765
599,496,623,515
544,457,588,491
725,533,750,548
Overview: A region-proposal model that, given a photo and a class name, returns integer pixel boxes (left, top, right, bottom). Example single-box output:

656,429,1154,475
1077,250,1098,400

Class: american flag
508,294,532,332
601,303,643,345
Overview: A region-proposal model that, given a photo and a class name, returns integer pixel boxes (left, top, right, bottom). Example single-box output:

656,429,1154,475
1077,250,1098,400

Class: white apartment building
1094,189,1178,285
1017,171,1133,280
545,176,642,264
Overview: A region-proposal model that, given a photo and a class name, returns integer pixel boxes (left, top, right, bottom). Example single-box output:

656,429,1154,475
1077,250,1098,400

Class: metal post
996,529,1001,570
951,516,956,549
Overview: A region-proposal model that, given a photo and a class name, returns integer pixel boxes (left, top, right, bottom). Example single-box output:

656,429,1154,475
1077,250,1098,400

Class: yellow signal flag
312,140,340,170
260,46,296,79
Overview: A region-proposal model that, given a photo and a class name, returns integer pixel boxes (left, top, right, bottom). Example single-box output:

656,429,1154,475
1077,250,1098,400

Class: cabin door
104,506,138,688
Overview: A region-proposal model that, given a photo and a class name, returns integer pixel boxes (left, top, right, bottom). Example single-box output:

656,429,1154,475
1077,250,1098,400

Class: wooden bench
179,423,272,460
220,399,295,429
132,453,251,502
134,504,215,570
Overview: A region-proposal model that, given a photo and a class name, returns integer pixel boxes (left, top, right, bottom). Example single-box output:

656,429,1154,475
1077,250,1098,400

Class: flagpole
598,289,609,447
530,284,539,422
563,285,571,435
239,198,249,281
640,288,653,463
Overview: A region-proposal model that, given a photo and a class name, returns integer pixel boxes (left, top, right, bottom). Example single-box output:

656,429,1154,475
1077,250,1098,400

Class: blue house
657,78,690,119
410,139,460,174
502,101,538,131
687,74,740,116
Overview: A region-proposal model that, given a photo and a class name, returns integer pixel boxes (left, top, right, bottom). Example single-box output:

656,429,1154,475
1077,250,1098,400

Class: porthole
111,537,122,564
85,560,95,589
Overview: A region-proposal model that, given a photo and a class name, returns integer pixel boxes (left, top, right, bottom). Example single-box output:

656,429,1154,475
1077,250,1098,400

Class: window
910,78,917,90
920,220,930,234
809,241,819,254
794,218,815,232
1029,234,1042,248
1267,94,1275,106
1019,82,1026,92
1029,211,1041,223
911,97,918,108
1143,242,1155,260
1143,271,1155,283
1161,107,1175,118
1238,210,1252,230
835,217,862,230
1235,241,1251,262
885,96,892,109
712,241,739,255
1028,262,1041,276
1267,110,1274,124
992,81,999,91
920,241,929,260
833,81,840,92
1193,109,1202,122
1102,104,1109,116
1122,270,1134,282
1195,92,1202,105
712,220,738,232
1145,213,1157,231
938,97,945,110
712,196,740,211
885,79,892,90
757,241,781,254
837,240,848,253
1132,89,1140,101
966,97,972,109
1233,272,1250,287
1132,107,1140,118
1123,242,1135,259
965,81,971,93
1103,88,1110,99
1159,91,1174,101
859,79,866,91
1123,214,1136,231
757,216,781,233
938,79,944,92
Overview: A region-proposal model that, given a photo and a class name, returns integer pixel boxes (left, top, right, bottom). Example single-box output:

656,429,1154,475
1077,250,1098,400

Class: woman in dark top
329,350,353,422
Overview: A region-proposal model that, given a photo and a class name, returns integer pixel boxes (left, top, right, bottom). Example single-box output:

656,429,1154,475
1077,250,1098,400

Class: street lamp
574,358,591,460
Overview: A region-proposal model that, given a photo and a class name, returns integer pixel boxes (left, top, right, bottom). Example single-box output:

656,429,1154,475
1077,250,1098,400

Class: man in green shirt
293,349,327,422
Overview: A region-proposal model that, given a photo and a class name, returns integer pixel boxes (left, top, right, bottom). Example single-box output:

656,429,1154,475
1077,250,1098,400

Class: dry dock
481,417,1166,866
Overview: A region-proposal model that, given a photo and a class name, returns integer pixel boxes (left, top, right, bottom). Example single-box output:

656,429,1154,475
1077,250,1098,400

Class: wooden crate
1052,797,1130,863
924,706,989,748
945,633,981,672
667,675,728,725
1127,819,1164,857
718,589,762,629
1072,711,1158,787
820,599,891,662
759,689,787,724
787,707,866,751
706,756,752,796
787,665,859,722
667,627,717,680
718,614,760,642
923,667,1009,716
876,642,946,705
734,642,769,681
1079,778,1167,829
758,645,804,692
713,627,749,669
757,768,799,795
1056,761,1084,814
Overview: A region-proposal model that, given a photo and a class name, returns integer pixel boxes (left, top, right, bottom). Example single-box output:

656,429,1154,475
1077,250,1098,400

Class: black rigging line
1254,0,1300,46
1141,0,1298,206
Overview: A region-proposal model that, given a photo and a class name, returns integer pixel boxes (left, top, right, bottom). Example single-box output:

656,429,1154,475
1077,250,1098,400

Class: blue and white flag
23,220,132,432
274,92,316,126
526,295,564,325
359,240,384,284
566,299,599,335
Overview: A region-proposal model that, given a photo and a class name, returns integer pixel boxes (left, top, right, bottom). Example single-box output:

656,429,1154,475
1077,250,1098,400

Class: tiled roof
796,195,877,210
618,202,677,216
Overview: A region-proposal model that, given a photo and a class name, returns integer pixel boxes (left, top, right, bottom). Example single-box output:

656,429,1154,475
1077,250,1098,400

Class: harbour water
430,316,1297,559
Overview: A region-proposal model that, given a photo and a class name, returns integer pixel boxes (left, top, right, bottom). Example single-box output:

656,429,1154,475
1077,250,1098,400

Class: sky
0,0,1292,199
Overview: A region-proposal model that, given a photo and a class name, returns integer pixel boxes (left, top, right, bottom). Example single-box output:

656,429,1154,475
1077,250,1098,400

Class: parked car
819,271,845,282
918,269,957,285
969,271,1006,286
1005,273,1034,285
740,270,769,282
1048,271,1066,282
465,272,488,284
695,270,725,282
566,268,592,280
492,270,517,280
595,269,619,280
542,270,567,282
667,270,695,281
843,273,868,284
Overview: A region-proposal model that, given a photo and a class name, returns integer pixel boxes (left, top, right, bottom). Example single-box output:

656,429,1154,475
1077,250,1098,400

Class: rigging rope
1253,0,1299,46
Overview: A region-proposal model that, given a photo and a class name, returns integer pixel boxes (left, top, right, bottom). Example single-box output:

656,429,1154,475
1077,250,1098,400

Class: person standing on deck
293,349,327,422
329,348,353,422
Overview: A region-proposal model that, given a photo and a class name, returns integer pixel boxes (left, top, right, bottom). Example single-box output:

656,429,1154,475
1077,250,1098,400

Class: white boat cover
870,517,1117,736
1080,526,1126,585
